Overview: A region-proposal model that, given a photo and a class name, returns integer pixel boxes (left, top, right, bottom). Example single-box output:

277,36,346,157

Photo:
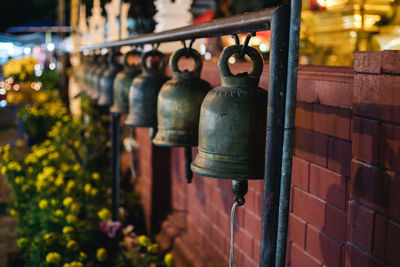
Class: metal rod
111,113,121,221
80,7,280,51
275,0,302,265
260,5,290,267
184,147,193,183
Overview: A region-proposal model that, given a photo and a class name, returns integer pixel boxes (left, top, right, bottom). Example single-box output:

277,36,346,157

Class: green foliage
0,93,169,266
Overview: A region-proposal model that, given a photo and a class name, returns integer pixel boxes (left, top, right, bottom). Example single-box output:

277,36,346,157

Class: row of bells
75,44,268,181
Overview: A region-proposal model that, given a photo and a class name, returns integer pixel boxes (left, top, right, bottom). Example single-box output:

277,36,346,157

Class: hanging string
229,199,239,267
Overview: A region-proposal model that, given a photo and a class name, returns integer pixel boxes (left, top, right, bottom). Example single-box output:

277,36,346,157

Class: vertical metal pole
184,147,193,183
260,5,290,267
275,0,302,265
111,112,121,221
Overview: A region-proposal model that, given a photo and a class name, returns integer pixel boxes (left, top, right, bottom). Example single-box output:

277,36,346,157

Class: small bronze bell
98,52,123,106
83,55,95,93
89,54,108,101
152,48,211,147
191,45,267,180
125,49,168,127
110,50,142,114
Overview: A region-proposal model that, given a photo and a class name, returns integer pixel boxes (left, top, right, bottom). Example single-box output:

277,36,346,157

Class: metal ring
235,196,245,206
240,32,256,58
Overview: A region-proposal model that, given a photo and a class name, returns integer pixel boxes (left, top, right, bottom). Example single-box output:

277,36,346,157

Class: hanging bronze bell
125,49,169,127
191,45,267,180
83,55,95,94
98,52,123,106
110,50,142,114
152,47,211,147
89,54,108,101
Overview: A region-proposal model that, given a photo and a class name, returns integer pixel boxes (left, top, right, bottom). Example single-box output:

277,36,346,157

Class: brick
288,213,306,248
388,173,400,222
353,74,400,123
234,228,254,258
352,117,380,164
324,204,347,243
312,105,351,140
306,224,342,267
345,242,385,267
309,164,347,210
380,123,400,172
292,187,326,229
347,201,374,251
381,50,400,74
354,51,382,74
386,220,400,266
297,79,319,103
318,80,353,109
290,242,321,267
294,128,328,167
373,214,387,261
295,102,313,130
350,159,390,213
244,209,262,239
292,156,310,191
328,137,352,177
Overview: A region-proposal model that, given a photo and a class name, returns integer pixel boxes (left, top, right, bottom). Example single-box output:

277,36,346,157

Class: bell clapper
184,147,193,183
229,180,248,267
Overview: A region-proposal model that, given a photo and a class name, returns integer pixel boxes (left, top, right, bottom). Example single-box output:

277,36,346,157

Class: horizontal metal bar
80,6,280,51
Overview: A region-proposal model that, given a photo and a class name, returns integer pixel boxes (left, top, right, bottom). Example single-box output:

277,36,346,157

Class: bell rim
190,159,264,180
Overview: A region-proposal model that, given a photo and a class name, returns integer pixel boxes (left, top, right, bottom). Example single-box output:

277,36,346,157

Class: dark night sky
0,0,70,32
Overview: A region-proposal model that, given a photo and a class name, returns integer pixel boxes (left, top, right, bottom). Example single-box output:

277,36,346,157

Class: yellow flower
84,183,92,195
73,140,80,149
164,253,175,267
54,209,64,217
90,188,98,197
1,166,7,175
38,199,49,210
63,197,74,208
64,262,83,267
44,233,58,245
14,176,24,185
66,240,79,251
79,251,87,261
63,226,74,234
97,208,111,222
91,172,100,180
45,252,62,264
66,180,75,193
147,243,159,254
96,248,107,262
72,163,80,172
9,209,17,216
55,177,64,187
17,237,28,248
70,203,80,214
138,235,150,247
66,214,78,224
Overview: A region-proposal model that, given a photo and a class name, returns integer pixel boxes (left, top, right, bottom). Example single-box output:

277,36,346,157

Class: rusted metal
80,7,279,51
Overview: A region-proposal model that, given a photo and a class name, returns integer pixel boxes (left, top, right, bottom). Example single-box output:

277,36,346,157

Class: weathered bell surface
82,55,95,94
89,54,108,101
98,52,123,106
191,45,267,180
152,48,211,147
125,50,169,127
110,50,142,114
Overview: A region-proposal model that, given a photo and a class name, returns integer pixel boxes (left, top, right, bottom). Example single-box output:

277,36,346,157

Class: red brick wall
132,51,400,266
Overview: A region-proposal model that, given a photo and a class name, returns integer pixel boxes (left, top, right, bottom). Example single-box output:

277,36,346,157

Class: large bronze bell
191,45,267,180
83,55,96,93
110,50,142,114
125,49,169,127
98,52,123,106
152,47,211,146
